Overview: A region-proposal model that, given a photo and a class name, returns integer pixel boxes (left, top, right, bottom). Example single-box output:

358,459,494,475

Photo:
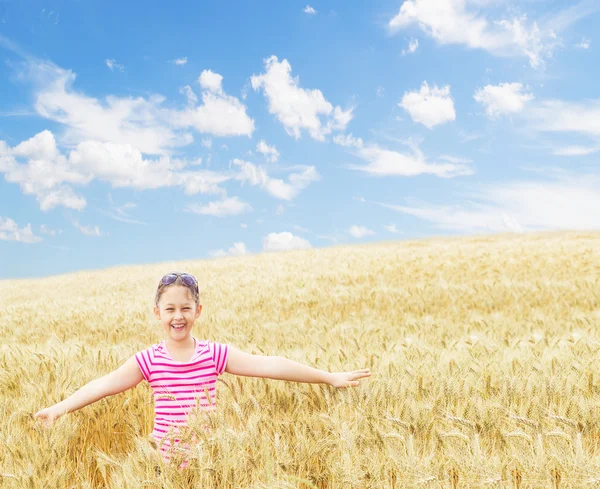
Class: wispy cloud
73,220,105,237
172,57,188,65
100,195,147,224
341,139,472,178
40,224,61,236
375,173,600,233
256,140,280,162
401,38,419,56
551,145,600,157
0,217,42,243
233,158,320,200
304,5,317,14
575,38,591,49
186,196,252,217
105,59,124,72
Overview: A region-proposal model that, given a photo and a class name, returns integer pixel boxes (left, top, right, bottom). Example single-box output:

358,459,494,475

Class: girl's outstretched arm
34,356,144,426
224,346,371,388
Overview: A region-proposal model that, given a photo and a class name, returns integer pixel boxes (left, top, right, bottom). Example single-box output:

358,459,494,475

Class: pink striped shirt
135,338,229,462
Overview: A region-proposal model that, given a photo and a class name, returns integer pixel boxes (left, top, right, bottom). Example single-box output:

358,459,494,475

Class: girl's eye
184,308,191,310
166,308,174,311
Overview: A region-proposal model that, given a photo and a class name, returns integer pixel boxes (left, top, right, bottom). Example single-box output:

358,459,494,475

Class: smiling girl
34,271,371,463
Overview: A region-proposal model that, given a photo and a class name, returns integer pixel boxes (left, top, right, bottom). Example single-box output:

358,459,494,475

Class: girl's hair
155,275,200,306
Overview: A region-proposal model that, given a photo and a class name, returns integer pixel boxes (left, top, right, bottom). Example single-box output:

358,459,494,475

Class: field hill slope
0,230,599,488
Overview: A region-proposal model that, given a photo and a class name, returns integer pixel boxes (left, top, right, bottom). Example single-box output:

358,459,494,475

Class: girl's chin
167,328,190,338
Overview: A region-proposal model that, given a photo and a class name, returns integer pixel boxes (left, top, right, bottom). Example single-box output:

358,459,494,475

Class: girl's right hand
34,406,62,427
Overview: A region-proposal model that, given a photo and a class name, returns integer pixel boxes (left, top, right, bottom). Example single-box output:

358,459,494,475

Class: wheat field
1,231,599,489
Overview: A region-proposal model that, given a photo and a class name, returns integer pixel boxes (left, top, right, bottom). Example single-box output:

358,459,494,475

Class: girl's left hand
328,369,371,388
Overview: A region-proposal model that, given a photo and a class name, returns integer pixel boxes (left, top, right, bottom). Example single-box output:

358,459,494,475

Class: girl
34,271,371,463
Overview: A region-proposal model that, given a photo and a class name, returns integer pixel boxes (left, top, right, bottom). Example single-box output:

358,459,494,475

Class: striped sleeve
209,341,229,375
134,348,152,382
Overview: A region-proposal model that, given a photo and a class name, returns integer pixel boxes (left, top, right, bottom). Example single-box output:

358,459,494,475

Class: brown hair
155,275,200,306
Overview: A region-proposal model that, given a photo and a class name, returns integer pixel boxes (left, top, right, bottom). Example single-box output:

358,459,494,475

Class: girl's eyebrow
164,303,193,306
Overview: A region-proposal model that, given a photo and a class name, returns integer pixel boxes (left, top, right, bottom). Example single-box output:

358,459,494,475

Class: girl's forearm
53,378,108,415
267,356,332,384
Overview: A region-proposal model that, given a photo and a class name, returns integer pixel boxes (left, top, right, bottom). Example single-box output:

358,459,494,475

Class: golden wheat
0,230,599,488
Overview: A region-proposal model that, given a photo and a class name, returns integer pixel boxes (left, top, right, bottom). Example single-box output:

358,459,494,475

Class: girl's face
154,285,202,342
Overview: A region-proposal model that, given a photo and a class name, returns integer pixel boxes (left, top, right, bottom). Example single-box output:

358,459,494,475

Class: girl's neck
166,335,195,351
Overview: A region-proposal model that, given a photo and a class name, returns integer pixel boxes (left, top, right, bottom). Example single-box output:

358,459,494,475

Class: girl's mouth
171,324,186,330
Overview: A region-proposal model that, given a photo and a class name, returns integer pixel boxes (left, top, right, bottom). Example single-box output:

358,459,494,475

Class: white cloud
1,131,89,211
1,131,234,211
0,217,42,243
210,241,248,257
345,141,472,178
551,145,599,157
240,223,248,229
275,204,285,215
22,60,253,155
377,174,600,232
402,38,419,55
525,99,600,137
376,86,385,97
388,0,567,68
102,197,146,225
201,138,212,149
69,140,229,195
38,186,87,211
400,82,456,128
229,242,248,255
105,59,124,72
575,38,591,49
40,224,60,236
73,220,104,237
12,129,59,160
173,57,188,65
199,70,223,93
348,225,375,238
304,5,317,14
263,232,311,252
251,55,353,141
333,133,364,148
256,140,280,162
288,165,320,189
385,223,401,233
180,85,198,106
232,158,320,200
186,196,252,217
474,82,534,118
169,78,255,137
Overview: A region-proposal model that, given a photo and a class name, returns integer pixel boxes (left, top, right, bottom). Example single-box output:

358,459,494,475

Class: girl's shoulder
136,341,165,357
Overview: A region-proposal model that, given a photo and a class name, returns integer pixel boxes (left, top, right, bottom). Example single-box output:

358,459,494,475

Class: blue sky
1,0,599,279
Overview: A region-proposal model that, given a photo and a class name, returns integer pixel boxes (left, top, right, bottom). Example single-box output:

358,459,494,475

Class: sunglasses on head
158,272,198,290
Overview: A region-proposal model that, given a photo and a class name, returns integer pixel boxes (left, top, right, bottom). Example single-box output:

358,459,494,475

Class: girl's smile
154,285,202,344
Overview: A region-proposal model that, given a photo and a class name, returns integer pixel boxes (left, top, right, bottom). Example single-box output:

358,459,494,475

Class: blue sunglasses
156,272,199,303
159,272,198,289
